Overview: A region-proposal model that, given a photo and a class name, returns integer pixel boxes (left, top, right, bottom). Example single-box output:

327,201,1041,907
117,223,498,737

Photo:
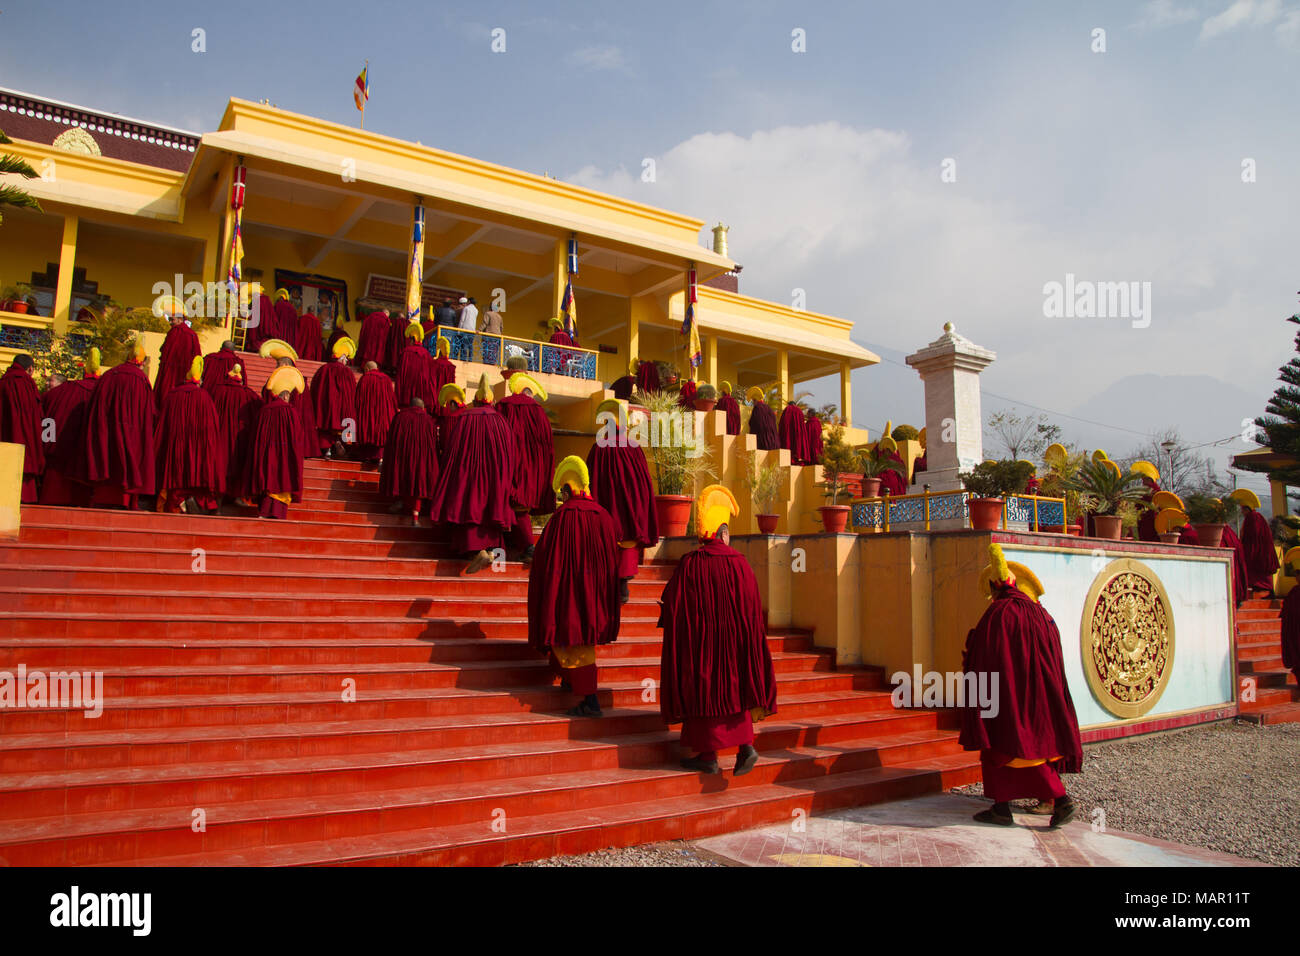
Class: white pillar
905,322,996,493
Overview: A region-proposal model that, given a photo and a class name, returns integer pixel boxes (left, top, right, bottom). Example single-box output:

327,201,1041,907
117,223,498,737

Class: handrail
849,489,1067,532
435,324,599,379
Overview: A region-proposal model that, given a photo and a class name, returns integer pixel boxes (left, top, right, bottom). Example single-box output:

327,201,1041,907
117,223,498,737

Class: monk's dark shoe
1049,797,1077,829
733,744,758,777
618,579,630,604
1026,799,1055,816
680,756,721,775
521,545,535,566
973,804,1015,826
559,677,571,692
183,496,200,514
462,550,493,575
566,696,602,718
331,441,347,459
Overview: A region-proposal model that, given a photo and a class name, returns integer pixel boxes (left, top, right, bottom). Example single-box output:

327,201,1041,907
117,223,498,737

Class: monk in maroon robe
85,345,155,509
154,356,223,513
659,485,777,776
428,385,515,574
676,380,698,409
267,291,299,347
310,347,358,458
201,343,240,392
380,398,439,524
805,413,824,464
1136,477,1160,542
244,291,277,353
396,325,438,409
355,361,397,463
716,385,741,436
249,369,306,519
1281,550,1300,688
261,356,318,462
528,456,621,716
1240,505,1279,595
634,359,660,395
355,310,391,369
210,362,259,505
294,311,324,362
960,546,1082,828
39,355,99,506
778,402,811,465
747,390,779,451
153,305,201,412
496,373,555,562
0,354,46,502
385,311,412,372
611,374,636,401
588,400,658,603
435,383,465,462
548,322,576,347
1177,521,1200,545
1220,523,1249,607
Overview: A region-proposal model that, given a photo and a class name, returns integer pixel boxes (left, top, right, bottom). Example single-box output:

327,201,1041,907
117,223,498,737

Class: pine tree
1249,311,1300,485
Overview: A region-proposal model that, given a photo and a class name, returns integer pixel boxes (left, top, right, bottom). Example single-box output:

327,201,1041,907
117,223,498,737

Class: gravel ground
517,841,725,867
955,721,1300,867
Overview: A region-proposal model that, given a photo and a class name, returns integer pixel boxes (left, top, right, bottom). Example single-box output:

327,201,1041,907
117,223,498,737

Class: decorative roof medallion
52,127,101,156
1081,558,1174,719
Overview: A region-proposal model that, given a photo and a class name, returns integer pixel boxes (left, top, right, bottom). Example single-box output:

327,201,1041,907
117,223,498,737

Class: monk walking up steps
587,399,658,605
496,372,554,565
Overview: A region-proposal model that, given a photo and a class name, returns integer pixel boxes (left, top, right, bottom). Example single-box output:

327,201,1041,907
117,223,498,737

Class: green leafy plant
858,444,906,481
1064,458,1148,516
0,130,42,225
745,451,786,514
695,383,717,402
959,460,1034,499
1184,494,1228,524
821,424,861,503
890,424,920,442
639,389,716,496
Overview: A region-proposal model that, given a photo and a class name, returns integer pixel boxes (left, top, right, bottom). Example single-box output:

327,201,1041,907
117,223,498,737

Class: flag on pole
354,65,370,111
405,202,425,323
226,163,247,344
682,266,702,374
560,235,579,341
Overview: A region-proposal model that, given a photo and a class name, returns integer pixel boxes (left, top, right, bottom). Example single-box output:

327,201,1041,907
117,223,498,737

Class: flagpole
359,59,368,129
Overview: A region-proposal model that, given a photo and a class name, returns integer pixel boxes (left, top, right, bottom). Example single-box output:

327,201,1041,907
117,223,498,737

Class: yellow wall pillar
551,238,567,321
52,214,79,336
1270,479,1287,517
778,349,789,404
840,361,852,425
706,333,718,386
0,442,21,539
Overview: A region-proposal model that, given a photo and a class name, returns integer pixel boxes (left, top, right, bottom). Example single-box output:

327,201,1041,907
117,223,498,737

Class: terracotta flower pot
1067,525,1083,537
1193,523,1225,548
818,505,851,534
968,497,1003,531
693,398,717,412
8,301,28,315
756,513,779,534
1093,515,1123,540
654,494,693,538
860,476,882,499
1159,532,1182,544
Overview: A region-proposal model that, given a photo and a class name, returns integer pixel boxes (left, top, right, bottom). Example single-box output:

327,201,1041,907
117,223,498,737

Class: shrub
891,424,920,441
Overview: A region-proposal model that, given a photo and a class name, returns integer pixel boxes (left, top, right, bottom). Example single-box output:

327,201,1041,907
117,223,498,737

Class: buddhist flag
682,266,702,373
354,65,370,111
406,202,424,322
560,235,578,341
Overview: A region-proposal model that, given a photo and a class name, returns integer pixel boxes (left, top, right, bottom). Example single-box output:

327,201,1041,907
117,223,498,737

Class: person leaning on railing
478,307,503,365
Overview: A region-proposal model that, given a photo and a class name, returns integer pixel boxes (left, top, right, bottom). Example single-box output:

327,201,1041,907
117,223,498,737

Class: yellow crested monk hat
404,321,424,342
228,362,244,382
265,365,306,397
745,386,765,404
275,287,290,302
187,355,204,383
1018,459,1037,476
153,294,186,319
435,335,451,358
1043,442,1068,469
628,356,639,374
85,347,102,377
1151,490,1184,512
1154,508,1189,534
596,397,628,425
698,484,739,539
1229,488,1261,510
474,373,492,404
548,315,565,330
439,382,466,408
1100,458,1122,478
918,426,927,449
131,340,147,363
552,455,590,496
332,336,357,360
978,543,1045,602
259,338,299,361
1130,460,1160,483
1284,547,1300,572
720,381,733,396
877,434,898,454
1092,448,1109,463
508,373,547,402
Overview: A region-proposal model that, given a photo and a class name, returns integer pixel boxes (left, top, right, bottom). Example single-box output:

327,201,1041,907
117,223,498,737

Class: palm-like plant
1064,459,1148,516
859,445,906,481
0,130,42,225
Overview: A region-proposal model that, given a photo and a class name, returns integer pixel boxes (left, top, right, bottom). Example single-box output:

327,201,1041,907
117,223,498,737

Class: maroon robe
635,362,660,394
269,299,299,346
428,405,515,552
0,363,45,502
356,311,390,369
309,359,358,453
805,415,824,464
245,293,276,352
154,381,223,504
748,401,779,451
1136,478,1160,542
1178,522,1200,545
200,349,240,392
497,393,556,517
587,432,659,550
385,313,411,371
248,398,305,502
527,494,621,654
611,375,636,402
211,377,260,496
153,322,201,411
427,355,457,413
85,360,156,499
39,376,96,505
295,313,324,363
1281,584,1300,683
676,380,698,409
717,392,741,435
435,403,463,462
549,329,576,347
262,380,318,462
958,584,1083,801
396,345,438,409
658,538,778,731
1241,509,1279,593
879,451,907,496
354,368,398,456
1219,524,1249,606
379,406,440,501
778,404,811,465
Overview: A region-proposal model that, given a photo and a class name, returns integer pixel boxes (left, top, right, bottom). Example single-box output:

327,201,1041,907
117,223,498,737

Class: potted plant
1064,457,1149,540
818,425,859,532
641,390,716,537
857,444,905,499
1184,494,1230,548
1037,449,1088,534
958,460,1034,531
745,452,786,534
693,382,718,413
2,282,31,313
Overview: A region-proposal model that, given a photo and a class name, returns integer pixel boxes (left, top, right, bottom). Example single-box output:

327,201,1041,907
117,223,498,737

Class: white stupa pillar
905,322,996,493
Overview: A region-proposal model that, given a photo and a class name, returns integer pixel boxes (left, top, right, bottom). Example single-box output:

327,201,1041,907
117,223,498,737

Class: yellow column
551,238,567,321
52,214,79,336
840,361,852,425
628,300,639,365
215,156,236,335
1270,479,1287,517
778,349,789,404
706,333,718,385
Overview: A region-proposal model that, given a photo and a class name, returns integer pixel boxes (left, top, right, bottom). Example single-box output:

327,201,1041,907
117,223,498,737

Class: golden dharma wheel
1079,558,1175,719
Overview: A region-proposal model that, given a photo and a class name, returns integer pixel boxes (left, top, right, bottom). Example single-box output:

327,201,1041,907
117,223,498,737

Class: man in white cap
457,296,478,331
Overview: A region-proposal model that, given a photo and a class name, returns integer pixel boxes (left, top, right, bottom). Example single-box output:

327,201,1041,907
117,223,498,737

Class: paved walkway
694,793,1266,867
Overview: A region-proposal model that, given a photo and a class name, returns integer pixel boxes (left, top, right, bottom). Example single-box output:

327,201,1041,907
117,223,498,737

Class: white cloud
1200,0,1283,39
1132,0,1203,30
566,45,626,72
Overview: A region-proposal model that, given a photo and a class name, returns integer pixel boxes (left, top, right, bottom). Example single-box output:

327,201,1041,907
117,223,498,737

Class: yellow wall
0,443,21,539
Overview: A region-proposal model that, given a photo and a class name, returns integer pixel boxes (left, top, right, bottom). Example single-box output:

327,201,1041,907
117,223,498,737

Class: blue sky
4,0,1297,490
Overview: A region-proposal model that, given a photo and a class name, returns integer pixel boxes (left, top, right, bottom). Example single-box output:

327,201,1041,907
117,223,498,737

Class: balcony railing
850,490,1067,532
435,326,599,380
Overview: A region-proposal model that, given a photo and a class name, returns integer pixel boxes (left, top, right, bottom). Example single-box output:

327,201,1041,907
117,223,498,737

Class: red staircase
1235,596,1300,725
0,458,978,866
